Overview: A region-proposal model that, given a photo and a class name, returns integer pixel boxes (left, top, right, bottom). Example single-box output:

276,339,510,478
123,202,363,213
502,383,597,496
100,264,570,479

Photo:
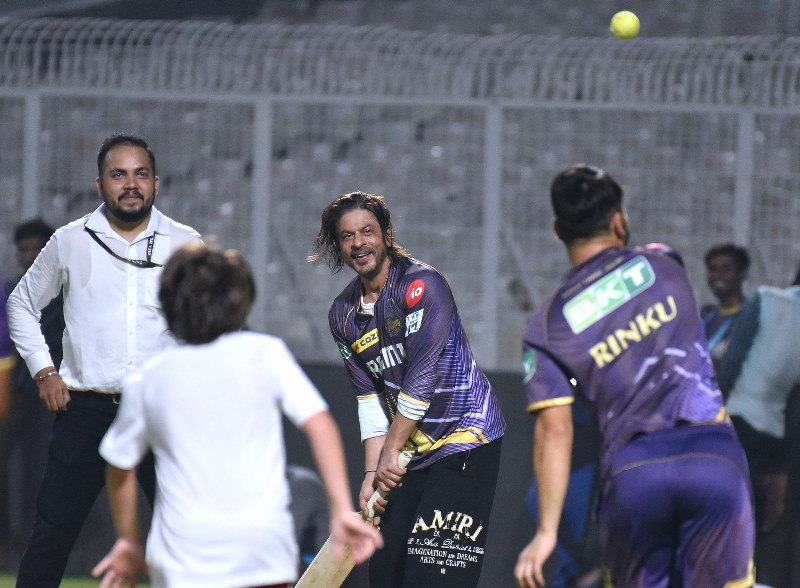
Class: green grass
0,575,150,587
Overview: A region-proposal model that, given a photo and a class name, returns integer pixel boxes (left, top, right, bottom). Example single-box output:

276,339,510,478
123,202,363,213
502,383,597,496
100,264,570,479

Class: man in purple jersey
309,191,506,588
0,279,14,421
514,165,755,588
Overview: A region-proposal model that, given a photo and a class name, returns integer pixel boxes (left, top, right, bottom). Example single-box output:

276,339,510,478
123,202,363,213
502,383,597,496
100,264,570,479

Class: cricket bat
294,450,413,587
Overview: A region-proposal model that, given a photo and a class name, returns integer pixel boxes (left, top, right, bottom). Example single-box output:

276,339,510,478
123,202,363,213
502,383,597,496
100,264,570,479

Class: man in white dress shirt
6,133,202,587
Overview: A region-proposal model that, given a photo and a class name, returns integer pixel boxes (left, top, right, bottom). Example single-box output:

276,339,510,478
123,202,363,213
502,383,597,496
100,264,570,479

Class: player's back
531,246,725,473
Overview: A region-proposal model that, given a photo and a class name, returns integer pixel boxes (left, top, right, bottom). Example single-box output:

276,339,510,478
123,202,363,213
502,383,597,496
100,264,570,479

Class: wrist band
364,469,377,476
36,370,59,383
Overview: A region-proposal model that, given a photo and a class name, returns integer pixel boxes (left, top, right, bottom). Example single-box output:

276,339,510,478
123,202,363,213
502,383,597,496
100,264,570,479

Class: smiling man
701,243,750,373
309,191,506,588
6,133,201,587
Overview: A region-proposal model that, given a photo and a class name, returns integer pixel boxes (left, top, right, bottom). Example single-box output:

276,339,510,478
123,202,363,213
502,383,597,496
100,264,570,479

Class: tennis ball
610,10,640,40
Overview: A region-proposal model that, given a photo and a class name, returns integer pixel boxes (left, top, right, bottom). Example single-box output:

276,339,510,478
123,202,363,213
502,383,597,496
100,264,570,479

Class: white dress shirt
7,205,201,393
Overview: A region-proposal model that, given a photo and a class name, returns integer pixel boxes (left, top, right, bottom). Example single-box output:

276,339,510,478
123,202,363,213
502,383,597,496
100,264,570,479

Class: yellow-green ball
610,10,640,40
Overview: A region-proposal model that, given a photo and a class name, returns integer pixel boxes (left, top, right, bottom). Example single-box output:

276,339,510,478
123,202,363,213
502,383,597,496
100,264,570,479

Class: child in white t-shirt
93,242,382,588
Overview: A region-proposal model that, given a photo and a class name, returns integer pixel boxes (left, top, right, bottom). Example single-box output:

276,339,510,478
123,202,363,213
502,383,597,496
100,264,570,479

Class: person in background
0,219,64,570
0,280,14,421
92,243,382,588
286,464,331,575
701,243,750,373
6,133,202,587
717,263,800,588
309,191,506,588
515,164,754,588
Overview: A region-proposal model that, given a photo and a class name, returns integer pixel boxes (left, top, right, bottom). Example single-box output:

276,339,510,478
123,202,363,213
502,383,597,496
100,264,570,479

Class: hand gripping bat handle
365,450,413,519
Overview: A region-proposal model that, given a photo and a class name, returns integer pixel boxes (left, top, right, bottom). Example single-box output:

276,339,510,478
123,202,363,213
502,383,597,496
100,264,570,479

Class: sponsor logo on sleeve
336,339,352,360
406,279,425,308
405,309,424,336
522,349,537,384
563,256,655,334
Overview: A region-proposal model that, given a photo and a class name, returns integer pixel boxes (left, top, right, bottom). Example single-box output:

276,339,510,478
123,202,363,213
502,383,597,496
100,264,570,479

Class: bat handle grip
365,450,413,519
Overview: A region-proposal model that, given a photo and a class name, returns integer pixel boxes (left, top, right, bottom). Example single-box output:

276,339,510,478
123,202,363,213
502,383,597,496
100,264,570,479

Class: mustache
121,190,144,199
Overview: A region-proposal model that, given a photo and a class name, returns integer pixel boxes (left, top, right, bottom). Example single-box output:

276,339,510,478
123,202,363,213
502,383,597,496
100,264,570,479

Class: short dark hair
704,243,750,271
97,133,156,177
159,243,255,344
550,164,624,245
308,191,410,273
14,218,55,246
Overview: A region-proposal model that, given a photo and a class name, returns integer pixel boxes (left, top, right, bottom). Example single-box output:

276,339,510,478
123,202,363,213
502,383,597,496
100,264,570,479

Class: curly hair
159,243,255,344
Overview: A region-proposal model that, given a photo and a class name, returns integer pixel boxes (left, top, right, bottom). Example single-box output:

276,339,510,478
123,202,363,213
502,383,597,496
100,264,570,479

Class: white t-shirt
100,331,328,587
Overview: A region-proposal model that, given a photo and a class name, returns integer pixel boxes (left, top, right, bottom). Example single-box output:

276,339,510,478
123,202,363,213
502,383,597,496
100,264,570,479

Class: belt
71,390,122,404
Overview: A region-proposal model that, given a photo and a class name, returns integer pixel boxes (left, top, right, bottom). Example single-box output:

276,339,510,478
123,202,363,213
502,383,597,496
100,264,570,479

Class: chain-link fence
2,18,800,371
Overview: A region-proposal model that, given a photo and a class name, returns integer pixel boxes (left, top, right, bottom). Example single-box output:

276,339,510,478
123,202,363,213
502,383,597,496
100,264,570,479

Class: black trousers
369,437,502,588
15,392,155,588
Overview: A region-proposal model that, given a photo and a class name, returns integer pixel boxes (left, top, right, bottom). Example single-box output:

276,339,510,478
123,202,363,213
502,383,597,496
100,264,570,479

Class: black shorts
369,437,502,588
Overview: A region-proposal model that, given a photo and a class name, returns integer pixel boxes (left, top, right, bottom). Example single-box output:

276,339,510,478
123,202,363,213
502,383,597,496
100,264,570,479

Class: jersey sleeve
328,303,390,440
522,343,575,414
0,280,14,372
99,371,150,469
396,270,453,415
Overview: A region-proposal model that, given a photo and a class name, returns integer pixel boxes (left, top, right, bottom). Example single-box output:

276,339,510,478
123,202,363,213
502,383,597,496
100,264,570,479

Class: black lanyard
84,224,162,268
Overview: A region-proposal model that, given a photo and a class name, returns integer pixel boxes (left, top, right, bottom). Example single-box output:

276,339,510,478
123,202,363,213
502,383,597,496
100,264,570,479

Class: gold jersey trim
356,393,381,401
398,390,430,407
526,396,574,414
409,425,490,454
723,560,755,588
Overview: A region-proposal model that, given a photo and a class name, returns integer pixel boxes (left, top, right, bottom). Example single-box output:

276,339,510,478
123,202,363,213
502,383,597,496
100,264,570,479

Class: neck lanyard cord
83,225,162,268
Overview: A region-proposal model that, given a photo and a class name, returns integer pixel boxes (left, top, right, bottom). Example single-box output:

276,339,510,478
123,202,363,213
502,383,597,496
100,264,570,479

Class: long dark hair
159,243,255,344
308,191,410,273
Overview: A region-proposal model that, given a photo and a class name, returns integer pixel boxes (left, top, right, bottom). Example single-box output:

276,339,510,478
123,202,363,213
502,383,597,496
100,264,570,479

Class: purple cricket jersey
523,246,727,478
329,257,506,470
524,246,754,586
0,280,15,372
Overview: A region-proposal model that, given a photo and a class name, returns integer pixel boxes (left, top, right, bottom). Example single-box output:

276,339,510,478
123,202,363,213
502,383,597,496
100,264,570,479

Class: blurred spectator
701,243,750,373
717,264,800,588
0,219,63,569
0,280,13,419
286,464,329,575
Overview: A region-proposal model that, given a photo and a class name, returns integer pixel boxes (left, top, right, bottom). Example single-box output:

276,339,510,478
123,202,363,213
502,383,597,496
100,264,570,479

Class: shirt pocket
144,267,164,308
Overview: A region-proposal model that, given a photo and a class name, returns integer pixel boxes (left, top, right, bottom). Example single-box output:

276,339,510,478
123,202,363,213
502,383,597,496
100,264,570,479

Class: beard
103,189,156,224
347,245,391,281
